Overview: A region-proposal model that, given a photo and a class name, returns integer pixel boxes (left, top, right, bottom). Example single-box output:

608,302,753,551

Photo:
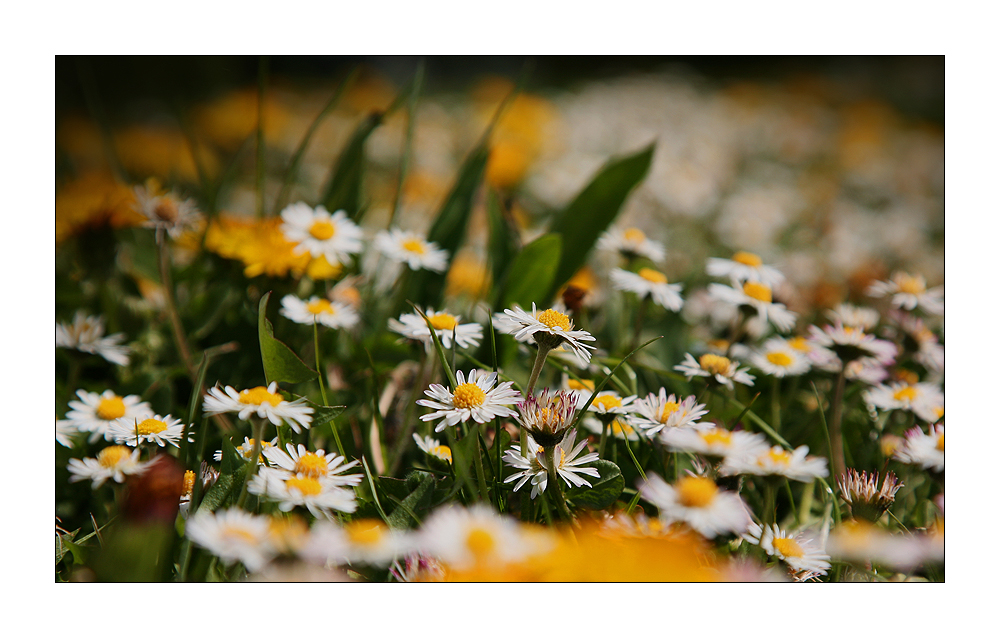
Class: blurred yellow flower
445,251,492,300
56,171,144,244
114,124,218,182
203,214,338,279
191,88,291,150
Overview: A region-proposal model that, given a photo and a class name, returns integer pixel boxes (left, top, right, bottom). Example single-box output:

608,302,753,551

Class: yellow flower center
623,227,646,243
308,220,336,240
239,386,283,407
659,401,680,423
893,386,918,403
96,396,126,421
97,445,131,468
700,429,733,446
766,449,792,466
466,527,496,559
345,519,387,546
732,251,763,267
638,268,668,284
428,313,458,331
183,470,195,496
538,308,571,331
699,354,732,376
238,439,273,462
136,418,168,435
611,419,634,437
452,383,486,409
897,274,926,295
766,351,794,367
431,445,453,463
742,281,772,303
294,452,329,478
306,299,335,315
592,395,623,411
221,525,259,544
676,476,718,508
402,239,426,255
567,378,595,392
772,536,805,558
286,476,323,496
936,434,944,452
788,337,810,352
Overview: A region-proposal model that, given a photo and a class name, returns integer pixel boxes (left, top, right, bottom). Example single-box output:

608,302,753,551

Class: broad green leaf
565,459,624,510
546,143,655,298
386,471,436,529
500,233,562,311
258,291,317,385
320,111,382,219
310,404,346,429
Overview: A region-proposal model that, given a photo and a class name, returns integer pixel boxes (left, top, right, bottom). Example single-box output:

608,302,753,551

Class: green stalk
521,342,553,456
544,445,573,522
828,367,848,481
771,376,782,433
236,419,266,509
156,232,196,379
597,416,611,458
471,422,490,502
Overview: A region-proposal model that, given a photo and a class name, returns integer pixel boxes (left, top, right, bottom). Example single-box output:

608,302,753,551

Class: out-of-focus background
56,55,943,315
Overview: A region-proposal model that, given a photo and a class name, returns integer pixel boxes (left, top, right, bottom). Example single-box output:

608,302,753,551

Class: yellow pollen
592,395,623,411
183,470,195,496
766,449,792,466
766,351,794,367
97,446,131,468
294,452,329,478
466,527,496,558
567,378,595,392
452,383,486,409
402,239,426,255
659,401,680,423
732,251,763,267
699,354,732,376
239,386,283,407
638,268,668,284
788,337,810,352
936,434,944,452
431,445,453,463
286,476,323,496
135,418,167,435
306,299,335,315
897,274,926,295
742,281,772,303
308,220,336,240
676,476,718,508
700,429,733,446
772,537,805,558
428,313,458,331
623,227,646,243
893,386,918,403
345,520,387,546
96,396,126,421
538,308,571,331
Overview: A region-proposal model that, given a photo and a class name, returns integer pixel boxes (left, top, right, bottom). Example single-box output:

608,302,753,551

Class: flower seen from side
56,311,131,366
744,522,831,579
108,414,187,447
58,389,153,443
503,429,600,499
303,519,415,567
675,352,755,390
514,388,578,446
863,381,943,423
706,250,784,287
416,369,521,432
867,271,943,315
389,308,482,350
185,508,277,572
498,303,597,364
374,227,449,273
214,436,278,464
708,281,797,332
838,469,903,523
262,443,362,488
279,202,363,266
133,181,201,238
639,472,752,539
596,226,666,262
67,445,149,488
825,303,880,331
893,424,944,472
280,294,359,330
415,504,546,571
748,337,811,377
721,445,829,482
413,434,453,464
203,382,313,432
609,267,684,311
248,467,358,519
661,426,769,461
626,389,709,437
807,322,897,368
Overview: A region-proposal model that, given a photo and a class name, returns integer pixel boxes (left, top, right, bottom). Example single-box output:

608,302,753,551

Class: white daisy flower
416,369,521,432
503,430,601,499
561,375,596,405
596,226,666,262
867,271,943,315
413,434,453,464
498,303,597,364
415,504,545,570
661,425,770,460
894,424,944,472
262,443,362,488
280,294,359,330
708,281,797,332
58,389,154,443
864,381,944,423
303,519,415,567
837,469,904,523
185,508,277,572
582,416,641,441
584,390,637,417
56,419,76,448
748,337,811,377
721,445,829,483
214,436,279,465
628,389,709,436
894,313,944,373
675,352,755,390
639,472,752,539
744,523,831,579
826,520,933,572
67,445,149,488
374,227,449,273
514,388,580,446
203,382,313,432
56,311,131,366
389,308,482,350
133,183,202,239
279,202,364,266
825,303,880,331
609,267,684,311
248,467,358,519
706,251,784,287
807,322,898,368
108,413,187,447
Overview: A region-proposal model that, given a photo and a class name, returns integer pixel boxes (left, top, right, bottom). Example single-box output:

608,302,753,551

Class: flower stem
828,367,848,481
544,445,573,522
471,422,490,503
156,232,196,378
521,343,553,456
236,419,266,510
